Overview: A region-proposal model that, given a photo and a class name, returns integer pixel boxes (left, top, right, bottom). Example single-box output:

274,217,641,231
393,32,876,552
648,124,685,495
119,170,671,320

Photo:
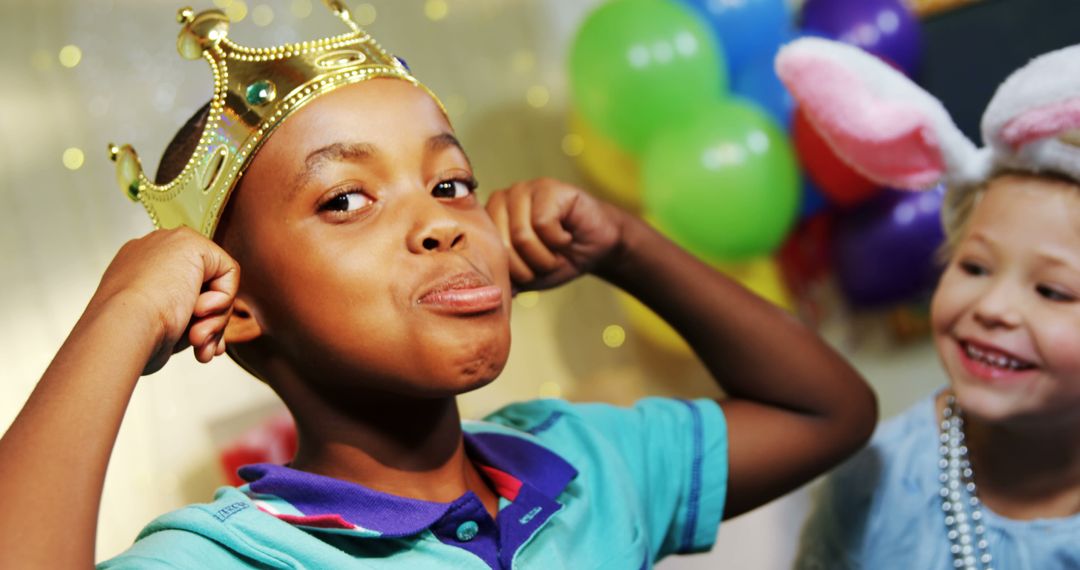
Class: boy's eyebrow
427,132,469,163
291,142,378,194
289,133,469,197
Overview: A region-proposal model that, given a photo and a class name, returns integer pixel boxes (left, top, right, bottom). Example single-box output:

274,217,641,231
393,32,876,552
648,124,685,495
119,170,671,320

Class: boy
0,5,876,568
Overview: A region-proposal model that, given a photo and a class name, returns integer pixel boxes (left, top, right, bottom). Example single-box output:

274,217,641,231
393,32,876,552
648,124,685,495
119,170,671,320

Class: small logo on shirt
518,506,543,525
214,502,250,522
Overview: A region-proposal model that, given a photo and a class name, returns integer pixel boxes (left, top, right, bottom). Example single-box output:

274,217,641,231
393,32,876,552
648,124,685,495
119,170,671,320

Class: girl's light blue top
796,393,1080,570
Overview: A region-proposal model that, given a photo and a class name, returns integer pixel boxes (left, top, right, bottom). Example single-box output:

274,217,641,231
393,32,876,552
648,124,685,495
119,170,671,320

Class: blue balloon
801,0,922,77
677,0,793,80
800,178,828,219
732,29,826,130
732,52,794,128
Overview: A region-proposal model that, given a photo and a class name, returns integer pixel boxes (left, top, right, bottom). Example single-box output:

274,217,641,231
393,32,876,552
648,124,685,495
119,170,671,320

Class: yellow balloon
567,111,642,212
616,290,693,356
616,256,794,355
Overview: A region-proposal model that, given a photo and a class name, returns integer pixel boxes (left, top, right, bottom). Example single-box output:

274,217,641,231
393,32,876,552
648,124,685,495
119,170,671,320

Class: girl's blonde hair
938,170,1080,262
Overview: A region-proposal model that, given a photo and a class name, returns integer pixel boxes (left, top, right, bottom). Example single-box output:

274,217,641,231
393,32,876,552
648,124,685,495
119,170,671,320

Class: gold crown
108,1,441,238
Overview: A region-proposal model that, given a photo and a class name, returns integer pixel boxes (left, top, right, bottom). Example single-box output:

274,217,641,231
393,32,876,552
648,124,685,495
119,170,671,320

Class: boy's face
224,79,512,398
931,175,1080,425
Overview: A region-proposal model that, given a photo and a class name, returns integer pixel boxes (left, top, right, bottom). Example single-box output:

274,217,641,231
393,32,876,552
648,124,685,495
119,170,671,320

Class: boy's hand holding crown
89,227,239,373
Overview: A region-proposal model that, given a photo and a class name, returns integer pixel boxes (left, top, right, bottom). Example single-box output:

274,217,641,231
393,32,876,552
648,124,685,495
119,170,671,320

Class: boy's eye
432,179,476,199
320,190,373,213
958,261,989,277
1036,284,1076,302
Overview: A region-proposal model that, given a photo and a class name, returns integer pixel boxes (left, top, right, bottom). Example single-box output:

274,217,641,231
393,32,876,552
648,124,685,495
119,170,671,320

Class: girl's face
226,79,512,398
931,174,1080,425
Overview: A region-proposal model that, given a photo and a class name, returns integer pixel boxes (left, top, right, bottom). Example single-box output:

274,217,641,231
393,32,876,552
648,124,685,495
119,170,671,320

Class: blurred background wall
0,0,1074,567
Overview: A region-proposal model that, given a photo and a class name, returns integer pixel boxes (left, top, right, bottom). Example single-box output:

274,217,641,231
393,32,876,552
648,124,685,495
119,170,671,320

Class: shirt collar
237,430,577,537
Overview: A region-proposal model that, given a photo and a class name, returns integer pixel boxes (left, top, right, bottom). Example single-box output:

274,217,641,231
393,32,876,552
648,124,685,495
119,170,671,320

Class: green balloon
569,0,727,154
642,99,800,260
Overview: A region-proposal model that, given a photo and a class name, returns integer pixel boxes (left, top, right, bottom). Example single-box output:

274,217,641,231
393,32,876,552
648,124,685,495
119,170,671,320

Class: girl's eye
1036,284,1076,303
320,190,373,213
958,261,989,277
432,179,477,199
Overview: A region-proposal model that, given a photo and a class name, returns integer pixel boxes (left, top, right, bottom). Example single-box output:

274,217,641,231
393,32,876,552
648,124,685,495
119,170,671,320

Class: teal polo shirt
98,397,728,569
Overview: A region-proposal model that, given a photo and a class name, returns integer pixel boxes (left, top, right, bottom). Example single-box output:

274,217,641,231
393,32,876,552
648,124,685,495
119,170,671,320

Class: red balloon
792,109,880,207
778,211,833,296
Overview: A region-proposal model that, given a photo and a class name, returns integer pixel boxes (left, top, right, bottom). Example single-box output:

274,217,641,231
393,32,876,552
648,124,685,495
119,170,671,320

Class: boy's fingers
198,244,240,297
530,189,575,250
507,185,561,273
187,312,231,352
193,290,233,318
487,190,537,284
194,337,218,364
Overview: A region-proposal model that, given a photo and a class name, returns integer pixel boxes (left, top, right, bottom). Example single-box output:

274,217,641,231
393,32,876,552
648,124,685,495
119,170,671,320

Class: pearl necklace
938,395,994,570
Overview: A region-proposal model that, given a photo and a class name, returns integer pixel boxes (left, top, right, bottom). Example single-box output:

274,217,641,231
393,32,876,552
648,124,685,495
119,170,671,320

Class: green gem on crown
245,80,277,106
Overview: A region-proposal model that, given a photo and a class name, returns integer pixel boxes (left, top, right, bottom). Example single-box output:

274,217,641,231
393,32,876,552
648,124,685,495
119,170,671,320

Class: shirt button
455,520,479,542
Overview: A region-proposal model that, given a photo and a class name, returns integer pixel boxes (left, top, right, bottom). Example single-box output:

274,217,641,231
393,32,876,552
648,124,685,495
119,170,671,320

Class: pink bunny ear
776,38,983,190
1000,97,1080,150
978,43,1080,184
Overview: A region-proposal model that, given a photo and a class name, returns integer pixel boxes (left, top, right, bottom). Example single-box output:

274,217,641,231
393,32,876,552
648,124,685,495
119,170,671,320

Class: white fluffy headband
774,37,1080,195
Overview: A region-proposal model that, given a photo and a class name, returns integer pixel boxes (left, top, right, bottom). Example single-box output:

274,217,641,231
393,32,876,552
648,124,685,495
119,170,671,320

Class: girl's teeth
963,343,1030,370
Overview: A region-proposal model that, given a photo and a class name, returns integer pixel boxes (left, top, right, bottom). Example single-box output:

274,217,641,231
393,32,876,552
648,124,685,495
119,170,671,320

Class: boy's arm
487,179,877,520
0,228,239,568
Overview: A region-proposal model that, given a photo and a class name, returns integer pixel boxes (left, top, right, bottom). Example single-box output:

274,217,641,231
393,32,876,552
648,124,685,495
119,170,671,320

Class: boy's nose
408,218,467,254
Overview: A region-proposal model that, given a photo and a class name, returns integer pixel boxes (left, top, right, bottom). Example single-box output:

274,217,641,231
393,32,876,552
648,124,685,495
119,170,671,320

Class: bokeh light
526,85,550,109
425,0,448,21
561,133,585,157
252,4,274,26
602,325,626,348
225,0,248,22
62,147,85,170
58,45,82,68
538,381,563,399
354,3,377,26
290,0,313,19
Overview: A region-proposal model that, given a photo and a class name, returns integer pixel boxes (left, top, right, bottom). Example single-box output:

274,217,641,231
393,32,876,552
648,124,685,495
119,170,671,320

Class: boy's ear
224,298,264,344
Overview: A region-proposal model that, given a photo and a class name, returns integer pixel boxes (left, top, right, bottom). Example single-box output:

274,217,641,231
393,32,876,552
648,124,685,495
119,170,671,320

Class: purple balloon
801,0,922,77
833,186,946,308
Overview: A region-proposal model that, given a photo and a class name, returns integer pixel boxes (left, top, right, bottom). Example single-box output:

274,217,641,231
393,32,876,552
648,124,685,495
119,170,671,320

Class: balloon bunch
566,0,943,351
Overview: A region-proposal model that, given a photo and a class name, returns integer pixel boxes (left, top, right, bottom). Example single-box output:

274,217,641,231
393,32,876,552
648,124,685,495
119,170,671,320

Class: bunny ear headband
774,36,1080,223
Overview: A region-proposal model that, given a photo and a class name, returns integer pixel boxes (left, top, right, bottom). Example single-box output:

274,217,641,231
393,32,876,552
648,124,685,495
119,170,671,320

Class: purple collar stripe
462,432,577,499
238,463,452,537
236,431,577,539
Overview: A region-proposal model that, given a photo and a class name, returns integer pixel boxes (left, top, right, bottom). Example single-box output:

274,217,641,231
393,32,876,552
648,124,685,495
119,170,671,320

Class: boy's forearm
0,295,158,568
595,215,856,404
596,214,877,515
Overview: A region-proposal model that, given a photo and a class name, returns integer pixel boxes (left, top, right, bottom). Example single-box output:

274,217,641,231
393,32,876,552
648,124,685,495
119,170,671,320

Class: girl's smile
931,174,1080,423
952,337,1039,385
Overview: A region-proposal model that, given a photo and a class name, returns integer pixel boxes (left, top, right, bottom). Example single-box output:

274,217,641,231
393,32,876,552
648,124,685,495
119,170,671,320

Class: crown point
177,9,229,60
107,143,120,162
177,7,195,24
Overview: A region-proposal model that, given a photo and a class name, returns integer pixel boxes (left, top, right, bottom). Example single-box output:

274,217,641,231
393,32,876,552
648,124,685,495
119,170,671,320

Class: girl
778,38,1080,569
0,7,876,569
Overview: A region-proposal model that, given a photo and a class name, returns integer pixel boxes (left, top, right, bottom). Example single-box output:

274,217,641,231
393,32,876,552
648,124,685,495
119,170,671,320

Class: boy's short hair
155,102,211,185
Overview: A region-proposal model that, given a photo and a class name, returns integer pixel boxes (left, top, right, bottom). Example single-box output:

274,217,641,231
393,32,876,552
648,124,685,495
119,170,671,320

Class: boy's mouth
417,271,504,315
